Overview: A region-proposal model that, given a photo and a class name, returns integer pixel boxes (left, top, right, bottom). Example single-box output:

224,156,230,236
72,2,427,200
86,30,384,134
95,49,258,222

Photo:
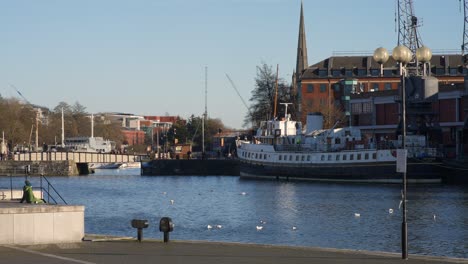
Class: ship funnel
306,113,323,134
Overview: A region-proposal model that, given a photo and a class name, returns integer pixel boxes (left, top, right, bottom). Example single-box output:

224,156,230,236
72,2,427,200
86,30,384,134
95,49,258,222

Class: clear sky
0,0,462,129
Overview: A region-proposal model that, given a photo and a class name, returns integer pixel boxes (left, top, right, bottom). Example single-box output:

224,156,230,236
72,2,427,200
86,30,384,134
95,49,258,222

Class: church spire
295,1,308,84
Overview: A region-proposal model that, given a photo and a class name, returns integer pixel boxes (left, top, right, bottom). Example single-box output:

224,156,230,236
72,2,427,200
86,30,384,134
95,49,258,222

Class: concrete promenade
0,235,466,264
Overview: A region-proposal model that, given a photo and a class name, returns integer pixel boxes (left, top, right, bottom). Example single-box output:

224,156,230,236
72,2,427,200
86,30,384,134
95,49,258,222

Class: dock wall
0,161,80,176
142,159,240,176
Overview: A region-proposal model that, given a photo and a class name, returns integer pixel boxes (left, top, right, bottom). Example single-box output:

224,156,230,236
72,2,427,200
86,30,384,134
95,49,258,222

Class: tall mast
91,114,94,138
273,64,279,119
202,66,208,153
61,108,65,147
35,109,39,151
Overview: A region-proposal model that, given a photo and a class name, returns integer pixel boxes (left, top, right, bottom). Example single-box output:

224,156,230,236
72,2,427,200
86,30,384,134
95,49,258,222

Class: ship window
289,155,292,161
284,155,287,160
307,155,311,161
279,155,282,161
321,155,325,161
336,155,340,161
264,155,267,160
301,155,305,161
343,155,347,160
296,155,299,161
350,154,354,160
255,153,258,159
357,154,361,160
372,153,377,159
365,153,369,160
328,155,332,161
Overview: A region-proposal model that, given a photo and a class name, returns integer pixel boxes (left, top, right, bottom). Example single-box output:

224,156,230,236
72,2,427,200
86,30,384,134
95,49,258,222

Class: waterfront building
294,3,468,158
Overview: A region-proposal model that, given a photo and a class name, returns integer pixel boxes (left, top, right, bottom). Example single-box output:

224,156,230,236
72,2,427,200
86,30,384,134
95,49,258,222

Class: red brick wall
122,130,145,145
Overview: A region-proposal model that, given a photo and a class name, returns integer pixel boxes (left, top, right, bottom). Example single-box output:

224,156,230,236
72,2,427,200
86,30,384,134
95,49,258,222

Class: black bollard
131,219,149,242
159,217,174,243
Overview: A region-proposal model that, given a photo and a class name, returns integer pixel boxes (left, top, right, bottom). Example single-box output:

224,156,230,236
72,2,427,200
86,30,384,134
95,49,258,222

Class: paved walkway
0,236,466,264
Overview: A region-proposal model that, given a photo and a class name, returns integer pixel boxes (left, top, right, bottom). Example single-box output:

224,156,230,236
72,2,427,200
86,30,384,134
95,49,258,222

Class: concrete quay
0,199,84,245
0,236,466,264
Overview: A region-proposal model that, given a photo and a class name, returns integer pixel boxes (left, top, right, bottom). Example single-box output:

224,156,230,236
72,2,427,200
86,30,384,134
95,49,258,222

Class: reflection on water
3,169,466,258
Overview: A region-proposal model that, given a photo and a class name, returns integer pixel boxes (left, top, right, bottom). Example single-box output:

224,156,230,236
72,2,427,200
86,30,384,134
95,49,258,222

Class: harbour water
3,169,467,259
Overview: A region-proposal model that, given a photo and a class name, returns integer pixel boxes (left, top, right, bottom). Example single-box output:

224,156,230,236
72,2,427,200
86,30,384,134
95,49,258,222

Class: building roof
301,54,465,79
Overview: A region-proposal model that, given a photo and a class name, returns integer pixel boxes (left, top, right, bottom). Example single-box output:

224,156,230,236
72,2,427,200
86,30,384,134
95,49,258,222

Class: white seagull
256,226,263,231
354,213,361,217
292,226,297,231
216,225,222,229
207,225,213,230
389,208,394,214
170,199,174,205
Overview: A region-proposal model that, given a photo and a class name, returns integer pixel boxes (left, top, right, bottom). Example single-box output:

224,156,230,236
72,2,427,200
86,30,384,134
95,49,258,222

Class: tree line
0,97,124,152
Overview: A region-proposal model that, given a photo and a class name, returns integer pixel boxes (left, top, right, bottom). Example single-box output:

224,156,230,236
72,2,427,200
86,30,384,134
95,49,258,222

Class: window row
314,67,468,77
277,152,377,162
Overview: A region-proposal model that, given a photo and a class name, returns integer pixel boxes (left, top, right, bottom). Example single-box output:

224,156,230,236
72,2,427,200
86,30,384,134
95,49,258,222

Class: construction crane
396,0,423,56
461,0,468,63
9,84,31,105
225,73,253,128
9,84,41,151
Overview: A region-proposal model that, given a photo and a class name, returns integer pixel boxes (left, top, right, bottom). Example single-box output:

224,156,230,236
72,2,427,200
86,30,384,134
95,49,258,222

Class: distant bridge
13,152,146,163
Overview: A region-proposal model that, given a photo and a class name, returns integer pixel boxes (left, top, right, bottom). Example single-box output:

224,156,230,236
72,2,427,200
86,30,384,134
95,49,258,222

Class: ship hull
239,159,443,183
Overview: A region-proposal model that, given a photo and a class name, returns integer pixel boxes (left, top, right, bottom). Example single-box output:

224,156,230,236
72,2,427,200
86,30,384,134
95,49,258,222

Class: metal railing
39,175,67,205
3,174,67,205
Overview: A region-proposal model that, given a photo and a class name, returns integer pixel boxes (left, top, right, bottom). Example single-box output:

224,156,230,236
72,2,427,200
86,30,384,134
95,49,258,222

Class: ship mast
273,64,279,119
202,66,208,154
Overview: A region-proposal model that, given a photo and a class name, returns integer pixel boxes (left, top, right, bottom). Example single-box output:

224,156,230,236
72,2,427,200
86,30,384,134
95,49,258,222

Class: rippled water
3,170,467,258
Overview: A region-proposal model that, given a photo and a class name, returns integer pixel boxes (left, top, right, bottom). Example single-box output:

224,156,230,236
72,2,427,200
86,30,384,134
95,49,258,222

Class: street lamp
373,44,431,260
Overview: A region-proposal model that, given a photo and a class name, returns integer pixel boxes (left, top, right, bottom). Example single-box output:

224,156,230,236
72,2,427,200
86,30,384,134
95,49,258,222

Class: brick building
294,3,467,158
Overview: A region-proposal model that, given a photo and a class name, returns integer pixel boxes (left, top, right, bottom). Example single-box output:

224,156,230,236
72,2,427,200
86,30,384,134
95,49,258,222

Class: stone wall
0,161,79,176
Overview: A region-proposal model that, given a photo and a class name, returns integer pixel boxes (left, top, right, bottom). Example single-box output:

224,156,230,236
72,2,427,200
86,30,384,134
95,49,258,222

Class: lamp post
373,45,431,260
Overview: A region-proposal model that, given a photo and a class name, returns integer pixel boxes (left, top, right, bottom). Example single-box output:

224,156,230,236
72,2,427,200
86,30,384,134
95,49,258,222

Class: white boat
89,163,123,169
64,137,114,153
236,112,443,183
119,162,141,169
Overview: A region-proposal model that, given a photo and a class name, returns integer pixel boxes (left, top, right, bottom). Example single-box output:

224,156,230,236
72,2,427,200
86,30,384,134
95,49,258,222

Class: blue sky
0,0,462,129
